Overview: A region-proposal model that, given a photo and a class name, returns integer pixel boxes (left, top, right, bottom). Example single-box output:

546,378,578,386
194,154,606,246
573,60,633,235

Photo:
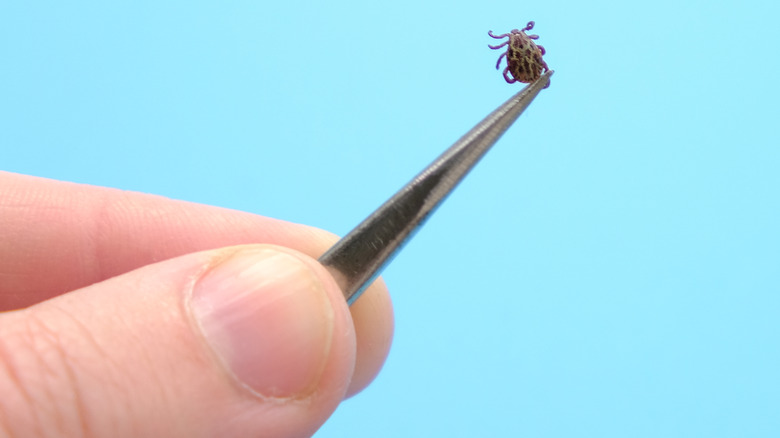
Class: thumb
0,244,356,437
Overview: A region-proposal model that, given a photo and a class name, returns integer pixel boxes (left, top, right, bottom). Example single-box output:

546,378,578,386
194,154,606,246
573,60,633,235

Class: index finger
0,171,337,310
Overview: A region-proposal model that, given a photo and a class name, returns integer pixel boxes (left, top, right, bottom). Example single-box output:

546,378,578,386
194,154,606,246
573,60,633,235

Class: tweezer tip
540,70,554,89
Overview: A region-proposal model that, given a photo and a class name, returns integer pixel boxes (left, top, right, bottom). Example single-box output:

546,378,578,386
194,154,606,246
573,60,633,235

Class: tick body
488,21,549,85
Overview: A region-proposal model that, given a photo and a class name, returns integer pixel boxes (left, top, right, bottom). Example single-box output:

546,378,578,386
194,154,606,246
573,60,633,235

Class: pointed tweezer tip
512,70,553,105
536,69,554,90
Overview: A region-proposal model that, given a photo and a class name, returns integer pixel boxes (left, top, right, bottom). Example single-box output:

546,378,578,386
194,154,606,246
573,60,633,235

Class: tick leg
488,30,510,39
540,59,550,87
537,44,546,55
488,41,509,50
502,67,516,83
494,52,507,70
528,34,539,40
524,21,535,31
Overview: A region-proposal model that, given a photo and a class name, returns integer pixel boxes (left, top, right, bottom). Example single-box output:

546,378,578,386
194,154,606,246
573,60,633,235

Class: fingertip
345,277,394,398
189,245,359,433
190,247,341,399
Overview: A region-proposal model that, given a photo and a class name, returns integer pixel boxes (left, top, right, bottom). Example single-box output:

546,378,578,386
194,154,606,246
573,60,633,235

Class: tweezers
319,70,554,305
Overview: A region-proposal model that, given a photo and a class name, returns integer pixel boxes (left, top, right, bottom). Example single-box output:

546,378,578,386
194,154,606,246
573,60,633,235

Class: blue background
2,1,779,436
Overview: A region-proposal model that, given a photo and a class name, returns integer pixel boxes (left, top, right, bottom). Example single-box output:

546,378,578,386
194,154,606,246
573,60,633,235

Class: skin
0,171,394,437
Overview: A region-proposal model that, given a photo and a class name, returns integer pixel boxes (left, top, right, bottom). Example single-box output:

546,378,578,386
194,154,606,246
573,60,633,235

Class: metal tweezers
319,70,554,305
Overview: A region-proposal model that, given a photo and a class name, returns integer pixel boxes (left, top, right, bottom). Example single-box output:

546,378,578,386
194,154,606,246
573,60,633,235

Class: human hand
0,171,394,437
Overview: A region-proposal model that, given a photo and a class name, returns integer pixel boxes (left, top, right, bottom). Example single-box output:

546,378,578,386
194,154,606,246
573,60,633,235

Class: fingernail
190,247,334,398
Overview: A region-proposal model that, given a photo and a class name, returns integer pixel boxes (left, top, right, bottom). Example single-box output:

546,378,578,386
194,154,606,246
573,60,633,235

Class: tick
488,21,549,85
